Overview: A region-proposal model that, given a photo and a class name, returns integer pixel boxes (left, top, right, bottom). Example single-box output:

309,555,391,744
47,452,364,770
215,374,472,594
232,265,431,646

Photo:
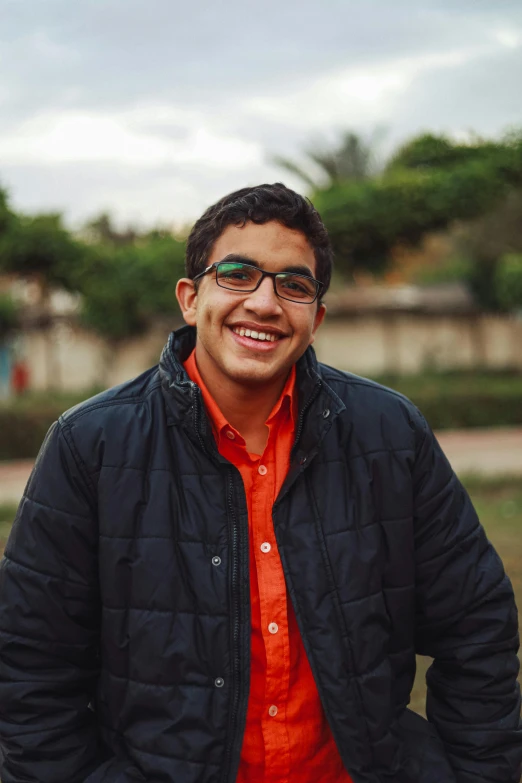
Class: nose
243,275,284,316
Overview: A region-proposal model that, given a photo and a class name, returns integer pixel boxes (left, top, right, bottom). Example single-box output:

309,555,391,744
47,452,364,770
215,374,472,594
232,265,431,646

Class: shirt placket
251,428,291,779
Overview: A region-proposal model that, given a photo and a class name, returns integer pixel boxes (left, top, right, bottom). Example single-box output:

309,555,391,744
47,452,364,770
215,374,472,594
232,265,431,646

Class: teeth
233,327,279,342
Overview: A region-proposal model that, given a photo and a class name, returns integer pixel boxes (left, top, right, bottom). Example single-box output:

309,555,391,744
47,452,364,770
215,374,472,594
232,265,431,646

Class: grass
1,478,521,720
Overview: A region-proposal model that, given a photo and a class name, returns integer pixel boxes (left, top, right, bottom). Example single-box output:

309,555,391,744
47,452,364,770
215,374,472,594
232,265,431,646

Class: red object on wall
11,360,30,394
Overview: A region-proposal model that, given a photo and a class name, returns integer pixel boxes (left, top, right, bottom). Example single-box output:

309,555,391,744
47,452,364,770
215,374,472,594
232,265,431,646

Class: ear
176,278,198,326
309,303,326,345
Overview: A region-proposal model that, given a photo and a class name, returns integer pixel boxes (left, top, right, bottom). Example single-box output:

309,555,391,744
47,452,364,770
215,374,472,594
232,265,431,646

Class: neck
194,346,289,442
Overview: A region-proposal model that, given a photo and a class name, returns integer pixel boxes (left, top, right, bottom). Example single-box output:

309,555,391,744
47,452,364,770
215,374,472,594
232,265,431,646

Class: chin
226,362,283,386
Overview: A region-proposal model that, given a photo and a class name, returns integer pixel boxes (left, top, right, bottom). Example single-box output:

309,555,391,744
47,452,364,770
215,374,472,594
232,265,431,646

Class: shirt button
211,556,221,566
268,622,279,634
214,677,225,688
258,465,268,475
268,705,278,717
226,431,235,440
260,542,271,553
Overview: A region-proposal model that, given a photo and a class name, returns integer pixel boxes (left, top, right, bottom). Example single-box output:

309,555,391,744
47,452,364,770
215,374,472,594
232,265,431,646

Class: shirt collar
183,348,296,448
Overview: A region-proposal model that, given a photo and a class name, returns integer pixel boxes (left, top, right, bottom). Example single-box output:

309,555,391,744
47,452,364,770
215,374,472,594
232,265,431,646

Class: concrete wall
20,321,171,391
18,311,522,391
314,313,522,375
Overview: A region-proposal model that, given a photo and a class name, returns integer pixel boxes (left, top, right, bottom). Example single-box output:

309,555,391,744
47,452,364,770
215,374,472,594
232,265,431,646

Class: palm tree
272,129,384,190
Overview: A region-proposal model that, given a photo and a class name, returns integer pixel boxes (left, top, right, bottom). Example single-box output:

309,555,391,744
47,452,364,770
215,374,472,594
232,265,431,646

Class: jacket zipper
222,468,243,783
190,384,245,783
292,376,322,454
190,382,209,456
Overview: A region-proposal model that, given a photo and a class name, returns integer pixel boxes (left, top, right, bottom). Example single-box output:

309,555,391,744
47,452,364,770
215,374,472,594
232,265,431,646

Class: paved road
436,427,522,477
0,427,521,507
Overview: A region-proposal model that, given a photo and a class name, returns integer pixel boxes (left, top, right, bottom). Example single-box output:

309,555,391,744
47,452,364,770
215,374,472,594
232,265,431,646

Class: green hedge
398,390,522,429
0,406,64,460
0,390,99,461
372,371,522,430
0,372,521,460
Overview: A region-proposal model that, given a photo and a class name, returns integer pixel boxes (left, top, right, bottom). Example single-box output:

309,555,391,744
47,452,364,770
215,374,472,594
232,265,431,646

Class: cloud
494,27,522,48
0,107,262,170
243,46,488,132
1,1,522,224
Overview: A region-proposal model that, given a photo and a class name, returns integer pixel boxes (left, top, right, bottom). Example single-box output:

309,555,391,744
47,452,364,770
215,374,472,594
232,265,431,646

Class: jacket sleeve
0,420,144,783
412,413,522,783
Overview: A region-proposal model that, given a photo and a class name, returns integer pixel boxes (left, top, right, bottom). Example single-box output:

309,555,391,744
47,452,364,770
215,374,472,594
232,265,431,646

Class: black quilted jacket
0,326,521,783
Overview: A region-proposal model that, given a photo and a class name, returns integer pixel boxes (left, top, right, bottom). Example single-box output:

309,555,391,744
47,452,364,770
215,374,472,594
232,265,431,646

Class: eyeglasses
192,261,323,304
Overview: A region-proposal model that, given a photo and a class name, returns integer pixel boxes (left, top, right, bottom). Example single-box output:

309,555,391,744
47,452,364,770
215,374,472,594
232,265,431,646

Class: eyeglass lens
216,262,318,302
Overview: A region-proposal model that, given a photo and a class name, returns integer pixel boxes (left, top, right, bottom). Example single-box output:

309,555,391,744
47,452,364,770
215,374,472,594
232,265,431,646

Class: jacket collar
159,325,345,463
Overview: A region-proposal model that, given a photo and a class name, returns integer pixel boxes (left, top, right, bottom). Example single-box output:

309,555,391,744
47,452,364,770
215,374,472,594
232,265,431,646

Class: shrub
495,253,522,312
1,373,521,460
373,371,522,430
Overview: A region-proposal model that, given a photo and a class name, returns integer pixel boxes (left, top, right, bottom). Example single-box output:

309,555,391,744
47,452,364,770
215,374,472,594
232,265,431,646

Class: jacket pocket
396,708,457,783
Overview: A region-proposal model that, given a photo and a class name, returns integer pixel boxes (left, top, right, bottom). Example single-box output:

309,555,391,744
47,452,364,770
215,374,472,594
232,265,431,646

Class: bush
495,253,522,312
0,407,60,460
0,373,521,460
0,390,99,460
373,371,522,430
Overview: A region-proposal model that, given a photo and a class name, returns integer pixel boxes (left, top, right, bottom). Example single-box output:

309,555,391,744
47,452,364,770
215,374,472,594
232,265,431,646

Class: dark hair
185,182,333,295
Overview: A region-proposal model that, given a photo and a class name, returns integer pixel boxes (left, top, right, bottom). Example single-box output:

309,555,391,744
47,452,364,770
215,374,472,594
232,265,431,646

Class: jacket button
300,456,307,465
214,677,225,688
322,408,330,418
212,556,221,566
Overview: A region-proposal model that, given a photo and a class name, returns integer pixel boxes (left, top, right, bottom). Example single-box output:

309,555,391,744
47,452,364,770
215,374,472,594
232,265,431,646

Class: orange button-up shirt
184,350,352,783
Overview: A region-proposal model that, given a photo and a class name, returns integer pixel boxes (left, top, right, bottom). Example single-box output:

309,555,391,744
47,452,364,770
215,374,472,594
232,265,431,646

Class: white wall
18,312,522,391
314,313,522,375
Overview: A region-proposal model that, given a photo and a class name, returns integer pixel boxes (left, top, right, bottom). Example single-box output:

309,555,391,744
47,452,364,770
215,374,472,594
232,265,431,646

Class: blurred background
0,0,521,714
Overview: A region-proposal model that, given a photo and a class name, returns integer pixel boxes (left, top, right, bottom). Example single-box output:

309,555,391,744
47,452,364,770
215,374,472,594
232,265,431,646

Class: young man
0,183,520,783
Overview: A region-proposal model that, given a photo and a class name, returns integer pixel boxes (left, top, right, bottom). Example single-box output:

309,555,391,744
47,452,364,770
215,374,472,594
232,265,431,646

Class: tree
0,186,13,238
80,212,139,247
0,294,19,342
0,213,86,294
385,133,503,173
495,253,522,312
76,235,186,340
310,132,522,278
453,187,522,310
0,213,89,388
272,130,382,190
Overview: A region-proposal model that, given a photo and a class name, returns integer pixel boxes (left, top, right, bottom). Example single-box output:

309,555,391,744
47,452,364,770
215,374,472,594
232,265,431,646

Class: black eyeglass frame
192,261,324,304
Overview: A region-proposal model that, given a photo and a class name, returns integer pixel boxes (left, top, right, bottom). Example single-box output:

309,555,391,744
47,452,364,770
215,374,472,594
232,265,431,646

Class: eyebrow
218,253,315,278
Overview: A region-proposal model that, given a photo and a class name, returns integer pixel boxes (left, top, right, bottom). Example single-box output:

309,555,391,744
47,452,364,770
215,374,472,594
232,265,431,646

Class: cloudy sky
1,0,522,229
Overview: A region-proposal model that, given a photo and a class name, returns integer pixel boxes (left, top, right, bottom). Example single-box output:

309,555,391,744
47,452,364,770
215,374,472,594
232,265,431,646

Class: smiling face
176,220,326,396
